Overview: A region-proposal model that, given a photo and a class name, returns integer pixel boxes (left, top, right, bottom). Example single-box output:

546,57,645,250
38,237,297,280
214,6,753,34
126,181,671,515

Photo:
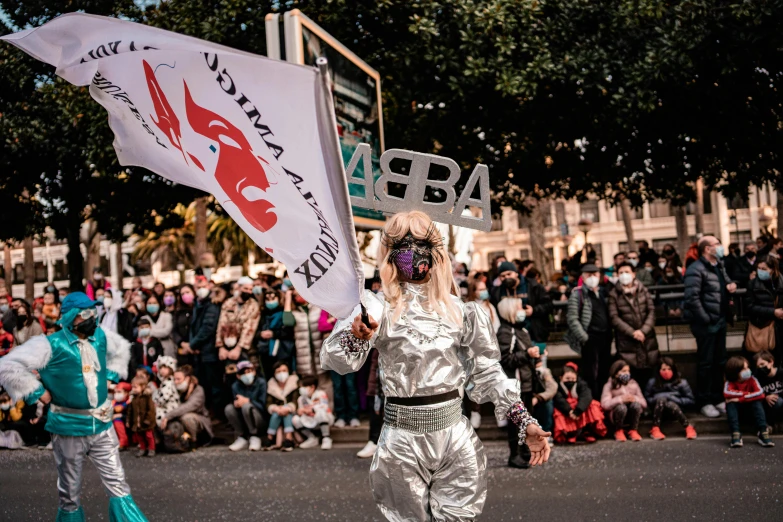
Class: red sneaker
566,436,577,444
649,426,666,440
614,430,627,442
685,425,697,440
584,436,597,443
628,430,643,442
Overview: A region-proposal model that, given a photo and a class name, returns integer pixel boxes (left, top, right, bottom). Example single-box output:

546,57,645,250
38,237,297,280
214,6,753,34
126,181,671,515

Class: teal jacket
0,327,130,437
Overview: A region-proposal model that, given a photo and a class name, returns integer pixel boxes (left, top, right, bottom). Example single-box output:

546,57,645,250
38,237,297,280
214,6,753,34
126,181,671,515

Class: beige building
471,184,779,272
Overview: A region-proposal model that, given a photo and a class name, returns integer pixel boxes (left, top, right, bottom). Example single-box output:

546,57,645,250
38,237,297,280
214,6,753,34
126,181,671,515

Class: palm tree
208,207,262,274
132,202,198,271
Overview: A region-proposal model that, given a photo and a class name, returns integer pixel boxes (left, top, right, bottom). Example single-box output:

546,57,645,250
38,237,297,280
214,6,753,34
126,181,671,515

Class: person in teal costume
0,292,147,522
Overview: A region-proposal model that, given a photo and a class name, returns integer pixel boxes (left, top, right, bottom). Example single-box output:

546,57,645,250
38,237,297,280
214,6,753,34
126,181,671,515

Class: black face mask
758,366,772,376
503,277,518,289
240,291,254,302
390,234,434,281
73,316,97,337
746,252,756,259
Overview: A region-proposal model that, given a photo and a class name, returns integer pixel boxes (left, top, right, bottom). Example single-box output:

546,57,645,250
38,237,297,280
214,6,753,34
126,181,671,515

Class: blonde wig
496,296,523,324
378,211,461,326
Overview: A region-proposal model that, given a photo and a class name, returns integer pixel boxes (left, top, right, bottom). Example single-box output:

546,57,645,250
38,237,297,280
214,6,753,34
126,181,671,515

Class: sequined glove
506,401,540,446
338,330,371,355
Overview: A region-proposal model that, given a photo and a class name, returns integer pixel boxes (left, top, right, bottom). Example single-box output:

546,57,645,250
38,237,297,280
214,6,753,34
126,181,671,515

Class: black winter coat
608,282,659,369
491,277,553,343
746,275,783,328
643,377,696,408
683,257,732,326
190,298,220,363
728,256,755,288
495,322,536,393
553,379,593,415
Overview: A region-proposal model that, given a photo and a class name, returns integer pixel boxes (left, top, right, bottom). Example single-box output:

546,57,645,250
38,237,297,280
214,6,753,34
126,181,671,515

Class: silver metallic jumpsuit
321,283,520,521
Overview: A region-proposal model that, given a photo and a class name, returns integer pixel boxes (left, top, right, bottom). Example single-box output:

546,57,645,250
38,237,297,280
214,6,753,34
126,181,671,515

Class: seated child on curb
724,356,775,449
601,360,647,442
127,376,157,457
644,357,697,440
264,361,298,452
293,374,335,450
225,361,268,452
553,362,607,444
112,382,132,450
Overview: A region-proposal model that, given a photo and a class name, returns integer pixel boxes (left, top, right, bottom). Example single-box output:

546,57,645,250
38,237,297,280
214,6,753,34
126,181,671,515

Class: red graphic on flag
142,60,277,233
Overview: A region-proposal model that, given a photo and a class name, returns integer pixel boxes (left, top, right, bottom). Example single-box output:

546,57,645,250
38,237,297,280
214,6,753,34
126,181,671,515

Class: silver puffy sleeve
320,290,385,375
460,301,521,421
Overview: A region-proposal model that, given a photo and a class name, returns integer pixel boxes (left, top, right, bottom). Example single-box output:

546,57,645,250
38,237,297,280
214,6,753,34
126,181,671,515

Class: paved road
0,436,780,521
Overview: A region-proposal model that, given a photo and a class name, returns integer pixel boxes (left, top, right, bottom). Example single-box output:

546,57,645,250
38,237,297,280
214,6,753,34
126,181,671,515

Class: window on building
618,242,630,254
726,194,748,210
580,200,600,223
686,188,713,215
490,214,503,232
649,200,673,218
518,249,530,261
53,260,68,282
652,239,678,254
539,201,566,228
487,251,506,269
13,265,23,285
614,204,644,221
730,231,753,249
34,261,47,283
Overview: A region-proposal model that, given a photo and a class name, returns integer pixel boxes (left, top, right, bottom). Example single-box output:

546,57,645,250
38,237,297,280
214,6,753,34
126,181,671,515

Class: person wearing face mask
625,251,653,287
490,261,553,352
225,361,268,452
152,356,180,429
553,362,607,444
101,288,136,342
684,235,737,418
11,299,43,346
160,364,213,448
189,276,223,413
644,358,697,440
608,262,659,386
264,361,299,451
142,294,176,358
170,285,195,367
601,361,647,442
496,297,544,468
255,289,296,379
0,292,147,521
729,244,757,289
293,374,335,450
291,289,334,411
754,351,783,428
130,317,164,378
723,356,774,448
85,267,111,301
216,276,261,369
564,264,613,399
468,279,500,333
0,295,15,335
745,257,783,363
111,382,131,450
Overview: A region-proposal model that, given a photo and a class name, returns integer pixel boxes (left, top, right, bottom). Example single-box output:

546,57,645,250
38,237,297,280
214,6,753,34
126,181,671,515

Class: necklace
400,311,444,344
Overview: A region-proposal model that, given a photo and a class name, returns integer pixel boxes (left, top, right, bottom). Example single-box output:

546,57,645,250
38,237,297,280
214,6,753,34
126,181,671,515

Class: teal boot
108,495,149,522
56,507,85,522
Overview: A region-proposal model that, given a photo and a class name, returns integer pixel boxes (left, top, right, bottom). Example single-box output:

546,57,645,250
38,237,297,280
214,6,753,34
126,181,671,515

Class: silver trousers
370,416,487,521
52,429,132,512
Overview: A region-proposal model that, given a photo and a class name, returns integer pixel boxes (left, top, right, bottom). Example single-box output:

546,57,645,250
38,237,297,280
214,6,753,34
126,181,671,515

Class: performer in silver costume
322,211,550,521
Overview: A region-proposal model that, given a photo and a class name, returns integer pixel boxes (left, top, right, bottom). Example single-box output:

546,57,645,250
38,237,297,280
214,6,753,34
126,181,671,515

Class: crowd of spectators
1,232,782,460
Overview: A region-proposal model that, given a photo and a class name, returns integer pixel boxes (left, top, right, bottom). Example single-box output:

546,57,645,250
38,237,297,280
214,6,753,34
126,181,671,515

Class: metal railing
547,284,749,350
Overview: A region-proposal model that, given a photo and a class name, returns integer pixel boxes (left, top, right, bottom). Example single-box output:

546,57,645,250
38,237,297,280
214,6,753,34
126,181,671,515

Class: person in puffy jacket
745,256,783,363
723,356,774,448
608,262,659,386
601,360,647,442
683,236,737,418
256,289,295,379
644,357,697,440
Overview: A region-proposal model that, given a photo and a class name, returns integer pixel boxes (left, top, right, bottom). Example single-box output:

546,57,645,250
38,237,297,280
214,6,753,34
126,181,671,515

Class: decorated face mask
388,233,436,281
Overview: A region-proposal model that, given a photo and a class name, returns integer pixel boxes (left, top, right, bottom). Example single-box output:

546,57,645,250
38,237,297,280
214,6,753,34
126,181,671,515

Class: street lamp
578,218,593,262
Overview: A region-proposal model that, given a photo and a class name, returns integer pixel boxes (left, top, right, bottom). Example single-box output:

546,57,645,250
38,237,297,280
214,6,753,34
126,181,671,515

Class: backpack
162,420,193,453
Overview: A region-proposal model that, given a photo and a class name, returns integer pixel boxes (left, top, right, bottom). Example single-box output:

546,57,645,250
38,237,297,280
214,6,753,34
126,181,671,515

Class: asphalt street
0,436,780,521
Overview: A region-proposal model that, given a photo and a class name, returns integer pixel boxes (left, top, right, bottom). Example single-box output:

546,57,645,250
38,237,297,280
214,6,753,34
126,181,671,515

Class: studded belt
384,397,463,434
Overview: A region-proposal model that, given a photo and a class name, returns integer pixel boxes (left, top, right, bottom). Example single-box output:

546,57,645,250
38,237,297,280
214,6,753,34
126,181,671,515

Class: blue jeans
764,397,783,426
726,400,767,433
267,412,294,435
331,370,359,421
533,399,554,433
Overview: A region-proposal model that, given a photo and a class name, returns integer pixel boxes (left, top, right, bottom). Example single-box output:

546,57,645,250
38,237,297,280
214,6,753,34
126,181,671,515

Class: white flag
2,13,365,318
